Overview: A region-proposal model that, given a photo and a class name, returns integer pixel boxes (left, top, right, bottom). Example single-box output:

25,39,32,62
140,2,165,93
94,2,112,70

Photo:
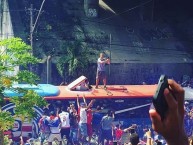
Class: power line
2,10,26,12
99,0,153,22
1,32,192,51
1,33,191,53
32,0,46,33
1,34,192,56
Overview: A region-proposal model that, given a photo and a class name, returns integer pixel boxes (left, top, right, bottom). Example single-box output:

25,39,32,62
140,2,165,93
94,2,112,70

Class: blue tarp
3,84,60,97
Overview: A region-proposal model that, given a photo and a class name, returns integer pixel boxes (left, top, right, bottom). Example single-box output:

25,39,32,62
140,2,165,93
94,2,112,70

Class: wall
109,63,193,85
33,62,193,85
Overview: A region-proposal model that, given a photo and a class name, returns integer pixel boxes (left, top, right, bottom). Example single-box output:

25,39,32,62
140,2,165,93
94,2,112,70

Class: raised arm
123,125,133,132
149,79,188,145
145,130,153,145
20,136,24,145
83,94,88,106
86,99,95,110
77,94,80,108
56,107,60,116
98,58,110,64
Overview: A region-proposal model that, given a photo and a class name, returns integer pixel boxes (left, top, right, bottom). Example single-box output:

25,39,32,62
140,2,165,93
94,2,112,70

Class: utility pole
46,55,51,84
29,0,46,54
29,4,33,55
151,0,155,22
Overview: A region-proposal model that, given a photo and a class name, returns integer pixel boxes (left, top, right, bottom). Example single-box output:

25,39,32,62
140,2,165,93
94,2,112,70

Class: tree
56,40,96,84
0,37,47,144
11,90,47,137
0,111,15,145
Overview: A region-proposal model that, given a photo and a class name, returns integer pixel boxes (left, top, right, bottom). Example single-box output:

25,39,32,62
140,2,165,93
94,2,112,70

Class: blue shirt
101,115,114,130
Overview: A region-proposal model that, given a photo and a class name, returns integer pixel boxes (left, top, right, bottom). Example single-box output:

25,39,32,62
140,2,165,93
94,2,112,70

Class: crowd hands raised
111,79,192,145
15,79,192,145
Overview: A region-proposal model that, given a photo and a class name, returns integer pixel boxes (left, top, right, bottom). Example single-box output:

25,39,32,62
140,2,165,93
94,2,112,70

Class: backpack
40,117,50,134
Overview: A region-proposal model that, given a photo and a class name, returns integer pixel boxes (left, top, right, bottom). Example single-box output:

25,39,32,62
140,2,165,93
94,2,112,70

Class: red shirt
87,109,93,124
115,129,123,140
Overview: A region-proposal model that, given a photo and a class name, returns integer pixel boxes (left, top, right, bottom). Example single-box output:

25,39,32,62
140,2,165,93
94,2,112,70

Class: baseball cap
80,102,86,106
50,111,55,116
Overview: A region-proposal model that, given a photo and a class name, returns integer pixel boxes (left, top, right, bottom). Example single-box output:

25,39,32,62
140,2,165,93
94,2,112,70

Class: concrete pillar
0,0,19,77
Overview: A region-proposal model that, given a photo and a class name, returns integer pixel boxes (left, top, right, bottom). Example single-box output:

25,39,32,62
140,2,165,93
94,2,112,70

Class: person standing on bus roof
95,52,110,89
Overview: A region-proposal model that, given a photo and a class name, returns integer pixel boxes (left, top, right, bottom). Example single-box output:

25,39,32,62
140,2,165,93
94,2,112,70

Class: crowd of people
38,95,115,145
35,80,192,145
5,52,193,145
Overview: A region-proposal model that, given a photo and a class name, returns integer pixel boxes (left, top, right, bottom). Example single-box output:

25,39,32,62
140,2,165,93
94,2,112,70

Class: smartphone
153,75,169,121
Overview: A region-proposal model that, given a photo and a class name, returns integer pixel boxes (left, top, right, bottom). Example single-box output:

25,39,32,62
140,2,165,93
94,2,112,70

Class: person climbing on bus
75,79,90,91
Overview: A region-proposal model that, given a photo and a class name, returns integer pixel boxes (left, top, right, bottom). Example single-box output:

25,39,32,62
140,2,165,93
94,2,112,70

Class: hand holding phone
153,75,169,121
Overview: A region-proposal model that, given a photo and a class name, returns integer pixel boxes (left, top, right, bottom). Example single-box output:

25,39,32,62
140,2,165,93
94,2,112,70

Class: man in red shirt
114,124,123,142
87,108,93,144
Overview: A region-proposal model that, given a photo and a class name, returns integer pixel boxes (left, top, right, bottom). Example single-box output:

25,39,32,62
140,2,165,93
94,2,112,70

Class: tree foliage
0,38,40,105
0,37,47,144
0,111,15,132
11,90,47,122
56,40,96,80
0,37,39,68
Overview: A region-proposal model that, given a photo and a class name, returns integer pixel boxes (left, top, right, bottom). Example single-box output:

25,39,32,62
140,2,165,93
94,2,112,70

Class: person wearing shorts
47,111,62,145
69,115,79,145
78,103,88,142
95,53,110,89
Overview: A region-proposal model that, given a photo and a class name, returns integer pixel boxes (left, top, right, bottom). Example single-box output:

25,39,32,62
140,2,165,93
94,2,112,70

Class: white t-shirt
59,111,70,128
121,130,130,144
97,58,106,71
79,108,87,124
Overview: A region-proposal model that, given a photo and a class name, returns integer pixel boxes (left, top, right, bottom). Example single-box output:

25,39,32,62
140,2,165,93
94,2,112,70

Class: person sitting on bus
75,79,91,91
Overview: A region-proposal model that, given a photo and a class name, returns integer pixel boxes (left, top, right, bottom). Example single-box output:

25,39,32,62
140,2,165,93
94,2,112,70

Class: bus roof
3,84,193,100
44,85,158,100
